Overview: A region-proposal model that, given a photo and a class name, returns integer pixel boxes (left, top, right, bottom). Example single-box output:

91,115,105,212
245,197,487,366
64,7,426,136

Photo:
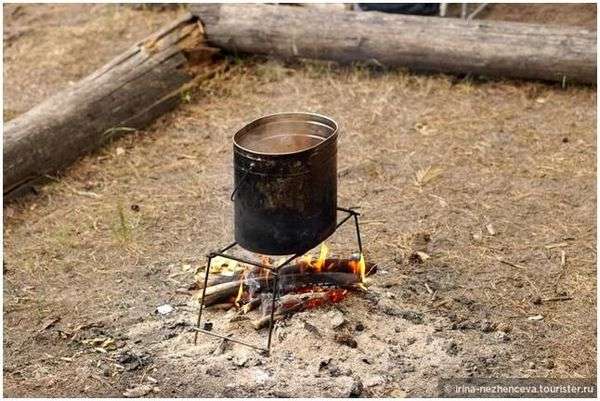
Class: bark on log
192,4,596,84
3,13,218,196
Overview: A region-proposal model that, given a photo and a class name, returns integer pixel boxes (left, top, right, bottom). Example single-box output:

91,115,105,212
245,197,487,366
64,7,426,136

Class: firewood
251,291,337,329
201,272,360,306
240,297,262,314
198,258,374,306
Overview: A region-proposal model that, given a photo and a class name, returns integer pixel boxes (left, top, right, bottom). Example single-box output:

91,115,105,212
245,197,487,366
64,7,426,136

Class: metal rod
217,241,237,254
353,214,363,257
212,252,280,273
191,328,267,352
337,206,360,216
335,213,353,229
266,273,279,354
266,252,300,354
194,254,213,345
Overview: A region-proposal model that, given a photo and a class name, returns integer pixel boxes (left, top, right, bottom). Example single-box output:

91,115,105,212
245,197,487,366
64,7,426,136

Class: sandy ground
3,3,597,397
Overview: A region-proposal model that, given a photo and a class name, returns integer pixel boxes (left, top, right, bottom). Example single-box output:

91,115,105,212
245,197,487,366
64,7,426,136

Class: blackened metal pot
232,112,338,255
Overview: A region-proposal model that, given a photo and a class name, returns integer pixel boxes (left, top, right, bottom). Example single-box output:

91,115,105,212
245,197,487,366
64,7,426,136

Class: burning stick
200,272,360,306
196,258,376,306
251,289,347,329
240,297,262,314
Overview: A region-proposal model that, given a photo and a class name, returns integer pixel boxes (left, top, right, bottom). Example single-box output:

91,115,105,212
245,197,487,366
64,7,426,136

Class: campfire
193,113,368,353
192,243,376,330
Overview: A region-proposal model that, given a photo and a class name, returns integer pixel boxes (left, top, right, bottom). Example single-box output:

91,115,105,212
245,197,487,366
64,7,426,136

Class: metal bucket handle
230,162,256,201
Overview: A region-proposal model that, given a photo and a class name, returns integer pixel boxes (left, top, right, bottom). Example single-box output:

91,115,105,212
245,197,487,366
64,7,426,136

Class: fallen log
4,13,218,196
192,4,596,84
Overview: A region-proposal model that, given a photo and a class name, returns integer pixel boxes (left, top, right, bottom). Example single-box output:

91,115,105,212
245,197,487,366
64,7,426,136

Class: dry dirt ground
3,3,597,397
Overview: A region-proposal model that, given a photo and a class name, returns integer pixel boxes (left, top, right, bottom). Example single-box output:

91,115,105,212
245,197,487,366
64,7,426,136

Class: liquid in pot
245,133,324,154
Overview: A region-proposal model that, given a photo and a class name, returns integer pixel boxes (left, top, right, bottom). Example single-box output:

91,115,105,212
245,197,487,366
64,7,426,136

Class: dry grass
5,57,596,395
3,4,183,117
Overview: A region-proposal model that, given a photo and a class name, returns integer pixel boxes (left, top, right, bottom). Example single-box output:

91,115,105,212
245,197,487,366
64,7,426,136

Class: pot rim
233,112,338,157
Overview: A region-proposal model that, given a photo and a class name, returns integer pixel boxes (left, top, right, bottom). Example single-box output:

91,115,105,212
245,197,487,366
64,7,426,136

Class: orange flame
349,253,366,283
234,268,246,307
313,243,329,273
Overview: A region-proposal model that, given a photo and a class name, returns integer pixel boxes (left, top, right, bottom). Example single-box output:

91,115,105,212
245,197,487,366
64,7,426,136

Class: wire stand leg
353,213,363,257
266,272,279,355
194,254,213,345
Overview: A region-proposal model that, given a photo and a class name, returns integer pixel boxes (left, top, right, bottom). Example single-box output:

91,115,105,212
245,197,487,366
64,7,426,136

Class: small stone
562,137,569,143
528,362,536,369
364,375,384,387
355,322,365,332
480,320,496,333
203,321,213,331
350,377,363,397
531,296,542,305
130,204,140,212
123,384,153,398
233,354,249,367
302,320,321,337
495,331,510,342
252,368,270,384
156,304,174,315
328,311,346,329
445,341,459,356
485,223,496,236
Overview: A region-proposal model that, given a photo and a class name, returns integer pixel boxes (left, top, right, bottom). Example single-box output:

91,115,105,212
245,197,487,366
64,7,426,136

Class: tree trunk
3,13,217,196
192,4,596,84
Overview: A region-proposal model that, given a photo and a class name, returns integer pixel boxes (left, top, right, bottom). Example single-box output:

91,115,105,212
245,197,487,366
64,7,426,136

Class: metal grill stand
192,207,363,355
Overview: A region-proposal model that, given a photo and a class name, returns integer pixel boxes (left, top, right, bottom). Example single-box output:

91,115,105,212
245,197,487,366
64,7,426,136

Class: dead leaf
414,165,443,187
